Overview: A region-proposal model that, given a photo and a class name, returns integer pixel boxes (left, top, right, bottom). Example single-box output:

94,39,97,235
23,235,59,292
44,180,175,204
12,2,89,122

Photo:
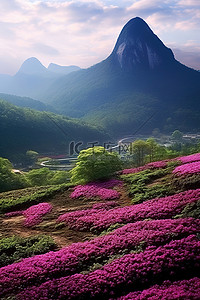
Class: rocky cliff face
110,17,175,70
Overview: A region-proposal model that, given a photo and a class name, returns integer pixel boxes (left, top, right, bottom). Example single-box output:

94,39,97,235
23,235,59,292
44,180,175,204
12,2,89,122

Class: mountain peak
110,17,175,70
17,57,47,75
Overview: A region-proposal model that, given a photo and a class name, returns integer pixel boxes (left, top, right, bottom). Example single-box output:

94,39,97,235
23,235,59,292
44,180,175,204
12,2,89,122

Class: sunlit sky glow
0,0,200,74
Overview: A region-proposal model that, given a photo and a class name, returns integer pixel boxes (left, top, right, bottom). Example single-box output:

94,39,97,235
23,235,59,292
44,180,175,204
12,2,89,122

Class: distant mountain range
0,17,200,136
0,58,80,99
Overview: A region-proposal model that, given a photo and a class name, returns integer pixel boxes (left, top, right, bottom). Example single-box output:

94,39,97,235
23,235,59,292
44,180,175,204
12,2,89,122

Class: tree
146,138,159,162
26,168,52,186
171,130,183,142
0,157,28,192
129,140,150,166
26,150,39,166
70,146,122,184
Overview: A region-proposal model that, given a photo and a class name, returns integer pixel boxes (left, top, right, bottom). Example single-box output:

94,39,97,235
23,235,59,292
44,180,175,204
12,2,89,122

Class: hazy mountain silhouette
0,58,80,99
48,63,80,74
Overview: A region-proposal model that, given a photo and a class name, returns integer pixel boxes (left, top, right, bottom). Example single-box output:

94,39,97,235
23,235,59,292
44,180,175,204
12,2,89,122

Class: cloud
173,48,200,70
0,0,199,74
32,43,60,56
178,0,200,7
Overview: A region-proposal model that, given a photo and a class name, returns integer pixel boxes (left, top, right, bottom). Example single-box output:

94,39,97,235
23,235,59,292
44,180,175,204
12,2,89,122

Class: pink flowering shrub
62,189,200,232
177,153,200,164
118,277,200,300
23,203,52,227
70,179,122,200
57,201,118,224
173,161,200,176
0,218,199,297
122,160,168,175
16,235,200,299
4,203,52,227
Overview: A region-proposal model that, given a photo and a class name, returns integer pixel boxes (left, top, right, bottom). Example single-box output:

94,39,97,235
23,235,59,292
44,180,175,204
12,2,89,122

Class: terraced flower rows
0,153,199,298
58,189,200,232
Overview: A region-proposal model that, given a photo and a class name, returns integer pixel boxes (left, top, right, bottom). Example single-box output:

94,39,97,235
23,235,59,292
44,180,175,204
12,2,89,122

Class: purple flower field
1,153,200,299
16,235,200,299
58,189,200,232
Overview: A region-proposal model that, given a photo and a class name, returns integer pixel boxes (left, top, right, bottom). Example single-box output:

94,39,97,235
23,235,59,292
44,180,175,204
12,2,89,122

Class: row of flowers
118,277,200,300
58,189,200,232
173,161,200,176
70,179,122,200
122,160,168,175
0,218,199,296
177,153,200,164
57,201,119,224
5,203,52,227
121,153,200,175
16,235,200,299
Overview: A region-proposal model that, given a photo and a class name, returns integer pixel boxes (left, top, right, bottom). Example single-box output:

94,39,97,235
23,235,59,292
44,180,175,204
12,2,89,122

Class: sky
0,0,200,74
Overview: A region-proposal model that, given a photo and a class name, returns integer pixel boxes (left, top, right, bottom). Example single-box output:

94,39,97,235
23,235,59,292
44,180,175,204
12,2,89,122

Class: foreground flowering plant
173,161,200,176
16,235,200,299
0,218,199,297
5,203,52,227
23,203,52,227
70,179,122,200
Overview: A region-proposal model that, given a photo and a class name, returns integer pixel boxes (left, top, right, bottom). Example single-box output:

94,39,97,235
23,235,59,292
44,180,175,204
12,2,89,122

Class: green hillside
0,93,55,112
0,100,109,158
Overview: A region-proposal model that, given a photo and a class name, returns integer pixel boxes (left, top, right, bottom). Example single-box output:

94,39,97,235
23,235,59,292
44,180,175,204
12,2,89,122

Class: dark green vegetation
175,200,200,219
126,137,200,167
0,184,70,213
26,168,70,186
70,146,122,184
0,235,56,267
0,154,70,194
122,162,200,205
0,100,109,158
0,157,28,192
121,164,176,204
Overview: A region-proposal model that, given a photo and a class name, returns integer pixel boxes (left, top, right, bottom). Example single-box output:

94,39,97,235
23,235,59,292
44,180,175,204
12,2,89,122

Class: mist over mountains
0,58,80,100
0,17,200,136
